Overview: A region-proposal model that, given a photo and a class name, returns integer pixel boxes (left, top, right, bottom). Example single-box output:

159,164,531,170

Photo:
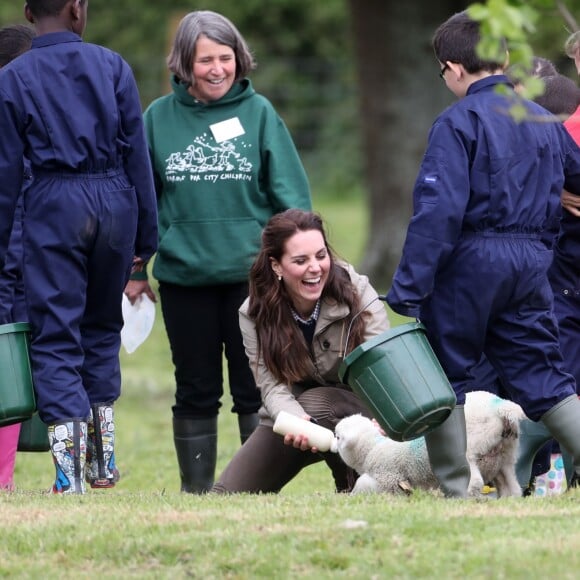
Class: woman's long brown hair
248,209,368,385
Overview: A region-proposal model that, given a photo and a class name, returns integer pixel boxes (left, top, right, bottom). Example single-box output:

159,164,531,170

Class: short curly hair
0,24,35,68
26,0,84,19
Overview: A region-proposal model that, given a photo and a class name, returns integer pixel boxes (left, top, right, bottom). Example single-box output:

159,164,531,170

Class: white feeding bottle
273,410,338,452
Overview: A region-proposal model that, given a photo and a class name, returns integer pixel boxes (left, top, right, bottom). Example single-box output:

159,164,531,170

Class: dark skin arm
124,280,157,305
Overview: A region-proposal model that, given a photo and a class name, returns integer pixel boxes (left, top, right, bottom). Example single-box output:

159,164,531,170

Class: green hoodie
142,76,312,286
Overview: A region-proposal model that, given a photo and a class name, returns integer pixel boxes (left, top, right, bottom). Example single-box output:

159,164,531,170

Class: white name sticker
210,117,245,143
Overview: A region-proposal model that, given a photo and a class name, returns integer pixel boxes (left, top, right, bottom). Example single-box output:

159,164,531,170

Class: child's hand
124,279,157,304
561,189,580,217
131,256,146,274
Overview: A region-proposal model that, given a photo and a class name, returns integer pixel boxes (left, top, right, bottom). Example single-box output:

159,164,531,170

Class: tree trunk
348,0,469,290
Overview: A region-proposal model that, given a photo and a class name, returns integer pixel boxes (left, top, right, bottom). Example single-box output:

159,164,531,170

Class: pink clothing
564,105,580,145
0,423,20,490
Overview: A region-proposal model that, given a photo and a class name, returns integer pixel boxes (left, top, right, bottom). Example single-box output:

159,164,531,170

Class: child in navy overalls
388,11,580,498
0,0,158,494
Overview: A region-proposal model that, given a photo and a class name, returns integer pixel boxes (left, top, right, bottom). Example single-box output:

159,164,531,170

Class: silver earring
277,275,282,281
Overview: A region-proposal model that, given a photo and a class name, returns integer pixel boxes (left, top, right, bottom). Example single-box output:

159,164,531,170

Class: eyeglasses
439,63,450,80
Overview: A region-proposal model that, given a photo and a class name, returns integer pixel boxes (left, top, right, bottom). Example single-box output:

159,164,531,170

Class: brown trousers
211,386,372,494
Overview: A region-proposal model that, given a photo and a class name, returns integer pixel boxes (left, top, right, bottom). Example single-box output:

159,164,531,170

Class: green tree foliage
471,0,580,82
466,0,580,121
2,0,580,196
0,0,357,192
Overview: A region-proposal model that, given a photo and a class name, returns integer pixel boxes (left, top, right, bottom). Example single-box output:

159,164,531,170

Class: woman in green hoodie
124,10,312,493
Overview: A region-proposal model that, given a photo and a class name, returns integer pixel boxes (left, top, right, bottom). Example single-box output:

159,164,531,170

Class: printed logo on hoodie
165,133,253,184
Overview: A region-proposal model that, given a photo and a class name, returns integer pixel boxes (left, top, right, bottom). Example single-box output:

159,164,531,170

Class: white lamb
334,390,525,498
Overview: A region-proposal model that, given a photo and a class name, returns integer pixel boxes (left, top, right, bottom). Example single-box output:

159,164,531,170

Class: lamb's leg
351,474,379,495
494,468,523,498
467,462,485,497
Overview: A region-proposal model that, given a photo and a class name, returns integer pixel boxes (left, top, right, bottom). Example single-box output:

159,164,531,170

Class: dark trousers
159,281,261,419
422,236,576,419
24,171,136,423
212,387,372,493
0,199,26,324
552,284,580,389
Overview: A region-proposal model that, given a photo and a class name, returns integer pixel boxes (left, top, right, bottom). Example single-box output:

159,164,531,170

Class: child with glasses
387,10,580,498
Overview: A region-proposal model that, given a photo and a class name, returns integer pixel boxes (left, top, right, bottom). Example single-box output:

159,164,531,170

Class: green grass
313,192,369,266
6,194,577,578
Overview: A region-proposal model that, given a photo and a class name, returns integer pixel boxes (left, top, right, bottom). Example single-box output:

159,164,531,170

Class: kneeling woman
212,209,390,493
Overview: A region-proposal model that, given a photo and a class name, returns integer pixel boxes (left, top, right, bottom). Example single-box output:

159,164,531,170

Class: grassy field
4,193,580,578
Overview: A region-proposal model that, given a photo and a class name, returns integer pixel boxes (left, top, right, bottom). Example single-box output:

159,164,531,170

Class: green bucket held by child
339,321,456,442
0,322,36,427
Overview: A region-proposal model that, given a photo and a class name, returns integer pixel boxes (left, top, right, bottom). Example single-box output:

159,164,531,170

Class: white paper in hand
121,294,156,354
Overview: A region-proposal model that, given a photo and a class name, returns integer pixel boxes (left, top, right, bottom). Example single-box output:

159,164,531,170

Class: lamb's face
334,414,377,469
335,414,373,441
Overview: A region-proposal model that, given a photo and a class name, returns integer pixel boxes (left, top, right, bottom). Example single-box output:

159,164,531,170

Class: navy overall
0,32,157,423
388,76,580,420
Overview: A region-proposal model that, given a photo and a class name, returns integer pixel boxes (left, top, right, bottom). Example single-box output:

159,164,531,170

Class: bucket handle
341,294,388,358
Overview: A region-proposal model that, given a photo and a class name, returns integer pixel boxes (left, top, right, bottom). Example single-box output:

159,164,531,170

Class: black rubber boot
237,413,259,444
515,418,553,493
424,405,471,498
541,395,580,488
561,449,577,489
173,417,218,494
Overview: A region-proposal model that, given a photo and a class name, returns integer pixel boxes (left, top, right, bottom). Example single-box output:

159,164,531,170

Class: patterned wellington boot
48,420,87,495
86,403,120,489
534,453,567,497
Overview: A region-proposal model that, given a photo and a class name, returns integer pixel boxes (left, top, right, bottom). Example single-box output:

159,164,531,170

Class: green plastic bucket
17,412,49,452
0,322,35,427
339,322,456,442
